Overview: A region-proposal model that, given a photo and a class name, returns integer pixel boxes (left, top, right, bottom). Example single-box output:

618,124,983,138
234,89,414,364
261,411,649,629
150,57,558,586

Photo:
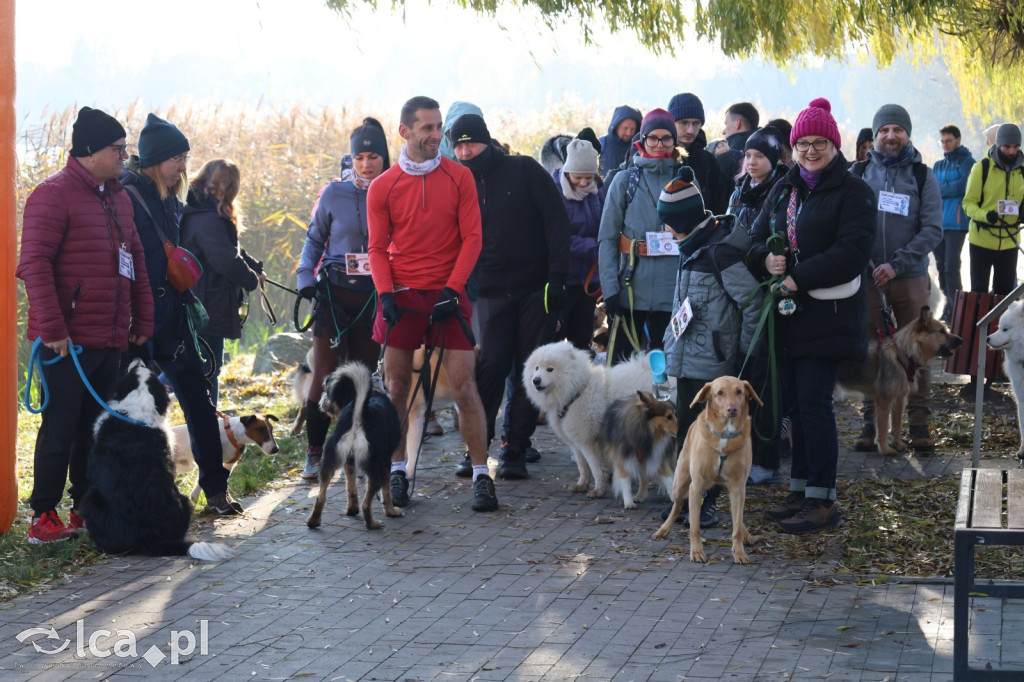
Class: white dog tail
187,542,236,561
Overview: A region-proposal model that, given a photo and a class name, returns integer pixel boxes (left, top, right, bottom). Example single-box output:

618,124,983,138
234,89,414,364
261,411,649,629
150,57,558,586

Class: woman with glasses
180,159,264,406
747,98,876,534
122,114,244,516
294,117,389,481
597,108,684,364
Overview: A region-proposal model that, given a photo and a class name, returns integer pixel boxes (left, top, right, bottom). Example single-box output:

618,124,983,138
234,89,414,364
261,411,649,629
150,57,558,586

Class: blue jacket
599,105,642,175
933,145,975,232
553,168,604,287
297,179,374,293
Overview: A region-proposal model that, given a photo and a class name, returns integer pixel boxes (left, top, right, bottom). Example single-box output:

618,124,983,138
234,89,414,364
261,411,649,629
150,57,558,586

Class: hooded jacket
747,153,876,362
180,194,263,339
18,156,153,350
439,101,484,162
859,145,943,278
599,105,643,176
461,146,570,297
933,144,975,232
963,145,1024,251
597,154,680,312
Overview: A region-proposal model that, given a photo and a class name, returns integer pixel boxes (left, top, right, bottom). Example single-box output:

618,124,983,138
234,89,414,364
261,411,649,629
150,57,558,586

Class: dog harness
557,386,586,420
218,412,244,465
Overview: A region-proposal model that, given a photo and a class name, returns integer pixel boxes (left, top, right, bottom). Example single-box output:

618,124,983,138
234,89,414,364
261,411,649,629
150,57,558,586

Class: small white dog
988,300,1024,458
523,341,659,498
170,414,280,501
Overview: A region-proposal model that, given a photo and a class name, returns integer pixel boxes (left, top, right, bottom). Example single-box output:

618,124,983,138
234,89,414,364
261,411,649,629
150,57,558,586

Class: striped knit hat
657,167,707,236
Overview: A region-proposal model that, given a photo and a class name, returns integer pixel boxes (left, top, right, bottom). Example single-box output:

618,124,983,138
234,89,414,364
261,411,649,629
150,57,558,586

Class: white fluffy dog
988,300,1024,458
523,341,656,498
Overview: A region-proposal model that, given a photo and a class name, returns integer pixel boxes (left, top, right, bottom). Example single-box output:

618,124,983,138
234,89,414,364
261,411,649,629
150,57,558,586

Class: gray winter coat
859,146,943,278
597,155,679,312
662,218,763,379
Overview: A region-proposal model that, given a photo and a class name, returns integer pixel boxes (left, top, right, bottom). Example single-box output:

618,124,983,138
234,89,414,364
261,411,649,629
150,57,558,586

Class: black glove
380,292,401,326
299,285,316,300
544,281,567,314
987,210,1000,224
603,293,620,318
430,287,461,324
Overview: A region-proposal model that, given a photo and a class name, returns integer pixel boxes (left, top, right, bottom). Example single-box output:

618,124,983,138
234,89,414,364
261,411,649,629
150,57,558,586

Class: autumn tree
325,0,1024,120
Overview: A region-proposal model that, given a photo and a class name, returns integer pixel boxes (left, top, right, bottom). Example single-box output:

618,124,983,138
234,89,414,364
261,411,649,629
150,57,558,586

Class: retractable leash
23,338,147,426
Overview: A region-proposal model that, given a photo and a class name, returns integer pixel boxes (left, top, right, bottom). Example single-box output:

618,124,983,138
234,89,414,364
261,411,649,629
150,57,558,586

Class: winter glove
544,281,567,314
430,287,461,324
603,294,620,318
380,292,402,326
299,286,316,300
987,210,1000,224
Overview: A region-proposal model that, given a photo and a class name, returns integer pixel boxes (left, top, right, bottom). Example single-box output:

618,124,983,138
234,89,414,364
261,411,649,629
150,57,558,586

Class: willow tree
325,0,1024,120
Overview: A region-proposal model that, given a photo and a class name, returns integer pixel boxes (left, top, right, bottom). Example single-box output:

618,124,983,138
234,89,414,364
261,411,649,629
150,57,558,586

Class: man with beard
598,105,642,175
853,104,943,453
450,113,570,480
667,92,729,214
366,96,497,512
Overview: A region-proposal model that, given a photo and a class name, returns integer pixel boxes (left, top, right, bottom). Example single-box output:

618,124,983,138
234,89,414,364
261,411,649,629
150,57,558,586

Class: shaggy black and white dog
307,362,403,530
80,359,233,561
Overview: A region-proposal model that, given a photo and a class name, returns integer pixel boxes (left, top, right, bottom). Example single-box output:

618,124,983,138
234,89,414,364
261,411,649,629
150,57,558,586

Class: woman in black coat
180,159,263,406
747,98,876,534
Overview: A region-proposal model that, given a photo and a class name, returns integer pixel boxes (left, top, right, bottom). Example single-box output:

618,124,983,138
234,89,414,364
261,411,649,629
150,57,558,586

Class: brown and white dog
653,376,761,564
599,391,678,510
170,413,280,502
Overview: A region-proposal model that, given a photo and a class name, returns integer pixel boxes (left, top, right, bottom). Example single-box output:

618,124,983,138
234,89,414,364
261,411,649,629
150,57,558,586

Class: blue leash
24,338,147,426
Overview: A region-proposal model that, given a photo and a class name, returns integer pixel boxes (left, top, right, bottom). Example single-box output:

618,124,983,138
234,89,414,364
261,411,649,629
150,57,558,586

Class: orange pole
0,0,15,533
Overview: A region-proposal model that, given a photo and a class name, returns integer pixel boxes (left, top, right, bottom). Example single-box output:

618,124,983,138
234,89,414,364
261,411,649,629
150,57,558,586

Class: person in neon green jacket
962,122,1024,295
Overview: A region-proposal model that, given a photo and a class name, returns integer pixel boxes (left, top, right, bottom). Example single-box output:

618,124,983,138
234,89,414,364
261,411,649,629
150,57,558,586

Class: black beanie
138,113,190,168
576,127,602,155
70,106,127,158
350,117,391,169
449,114,491,146
744,126,783,168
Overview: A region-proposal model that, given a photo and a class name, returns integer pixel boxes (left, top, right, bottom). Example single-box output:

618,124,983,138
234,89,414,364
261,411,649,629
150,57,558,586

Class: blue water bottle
649,349,672,402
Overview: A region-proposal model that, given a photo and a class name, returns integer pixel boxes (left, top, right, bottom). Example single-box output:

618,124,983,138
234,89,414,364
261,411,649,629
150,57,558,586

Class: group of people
19,107,265,543
19,92,1024,544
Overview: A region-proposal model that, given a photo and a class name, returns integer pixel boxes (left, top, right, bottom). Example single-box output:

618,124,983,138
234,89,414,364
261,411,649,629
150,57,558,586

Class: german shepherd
838,306,962,455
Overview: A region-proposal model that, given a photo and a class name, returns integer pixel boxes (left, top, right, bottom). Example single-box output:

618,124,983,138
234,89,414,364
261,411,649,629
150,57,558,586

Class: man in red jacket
16,107,154,543
367,95,497,513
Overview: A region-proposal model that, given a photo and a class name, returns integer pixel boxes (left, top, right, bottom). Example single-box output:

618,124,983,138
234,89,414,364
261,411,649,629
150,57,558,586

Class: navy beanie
667,93,705,123
744,126,783,168
350,117,391,169
138,113,190,168
70,106,126,158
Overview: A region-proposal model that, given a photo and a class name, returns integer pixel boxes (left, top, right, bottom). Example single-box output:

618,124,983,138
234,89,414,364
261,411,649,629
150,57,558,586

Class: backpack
977,156,1024,208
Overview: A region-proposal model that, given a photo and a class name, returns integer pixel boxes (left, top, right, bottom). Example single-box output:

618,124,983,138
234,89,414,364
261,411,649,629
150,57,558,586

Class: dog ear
690,382,713,408
265,414,279,423
240,415,256,426
918,306,932,325
742,380,764,406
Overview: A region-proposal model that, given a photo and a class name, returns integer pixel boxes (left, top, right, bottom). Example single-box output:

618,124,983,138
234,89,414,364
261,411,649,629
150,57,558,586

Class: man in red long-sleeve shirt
367,95,497,513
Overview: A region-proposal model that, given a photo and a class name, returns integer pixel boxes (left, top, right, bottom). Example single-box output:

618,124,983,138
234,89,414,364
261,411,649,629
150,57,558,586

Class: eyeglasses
169,153,190,164
793,139,831,152
108,143,128,155
644,134,675,148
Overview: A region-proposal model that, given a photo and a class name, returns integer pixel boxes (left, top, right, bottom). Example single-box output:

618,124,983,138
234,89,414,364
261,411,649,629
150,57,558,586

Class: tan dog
838,306,961,455
653,377,762,564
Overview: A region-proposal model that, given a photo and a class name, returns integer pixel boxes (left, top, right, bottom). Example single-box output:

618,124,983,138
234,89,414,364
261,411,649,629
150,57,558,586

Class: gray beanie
561,139,599,175
872,104,912,137
996,123,1022,148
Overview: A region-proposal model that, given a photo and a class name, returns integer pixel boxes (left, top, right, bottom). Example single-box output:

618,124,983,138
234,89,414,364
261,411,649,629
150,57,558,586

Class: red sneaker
68,509,85,530
28,510,77,544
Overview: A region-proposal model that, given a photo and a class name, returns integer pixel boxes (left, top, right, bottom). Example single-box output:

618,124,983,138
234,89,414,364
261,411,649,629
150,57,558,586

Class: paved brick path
1,377,1021,681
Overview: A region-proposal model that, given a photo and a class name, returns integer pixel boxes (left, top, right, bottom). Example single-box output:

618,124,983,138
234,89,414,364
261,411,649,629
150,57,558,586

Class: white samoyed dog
523,341,663,498
988,300,1024,458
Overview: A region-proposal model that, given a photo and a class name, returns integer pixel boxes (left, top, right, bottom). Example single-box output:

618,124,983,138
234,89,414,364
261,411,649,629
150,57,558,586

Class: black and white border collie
307,362,403,530
80,359,233,561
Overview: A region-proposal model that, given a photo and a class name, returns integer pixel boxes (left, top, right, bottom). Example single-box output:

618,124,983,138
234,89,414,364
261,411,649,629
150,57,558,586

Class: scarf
798,166,822,191
560,171,598,202
351,172,374,191
398,145,441,176
633,139,673,160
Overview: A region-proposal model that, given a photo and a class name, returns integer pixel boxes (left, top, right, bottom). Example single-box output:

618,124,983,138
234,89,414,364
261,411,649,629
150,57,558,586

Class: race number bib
670,297,694,339
998,199,1019,216
646,231,679,256
345,253,371,276
118,248,135,280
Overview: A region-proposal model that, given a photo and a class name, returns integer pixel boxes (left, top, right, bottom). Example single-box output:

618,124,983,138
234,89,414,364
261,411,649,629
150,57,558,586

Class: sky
15,0,983,162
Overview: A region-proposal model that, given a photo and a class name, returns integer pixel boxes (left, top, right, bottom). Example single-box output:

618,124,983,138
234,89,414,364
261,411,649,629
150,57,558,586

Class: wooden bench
954,468,1024,680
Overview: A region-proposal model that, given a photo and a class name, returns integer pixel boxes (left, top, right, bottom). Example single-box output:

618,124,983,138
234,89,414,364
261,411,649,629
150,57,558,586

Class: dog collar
706,422,743,440
557,387,586,420
219,412,244,465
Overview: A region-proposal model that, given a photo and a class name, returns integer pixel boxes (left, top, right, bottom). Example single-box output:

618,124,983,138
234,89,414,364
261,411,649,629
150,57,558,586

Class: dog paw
569,482,589,493
690,548,709,563
346,507,359,517
652,529,669,541
634,494,646,503
366,520,382,530
732,548,750,565
587,488,606,499
622,501,636,510
386,508,404,518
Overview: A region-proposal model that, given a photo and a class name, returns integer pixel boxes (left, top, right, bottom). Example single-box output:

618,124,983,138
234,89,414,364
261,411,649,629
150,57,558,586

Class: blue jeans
780,357,840,501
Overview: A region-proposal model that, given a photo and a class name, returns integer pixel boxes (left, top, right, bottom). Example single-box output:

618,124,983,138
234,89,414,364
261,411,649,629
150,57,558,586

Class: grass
1,353,305,602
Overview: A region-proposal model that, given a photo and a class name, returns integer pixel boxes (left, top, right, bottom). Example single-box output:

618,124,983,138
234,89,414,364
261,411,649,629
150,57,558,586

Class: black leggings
970,243,1018,295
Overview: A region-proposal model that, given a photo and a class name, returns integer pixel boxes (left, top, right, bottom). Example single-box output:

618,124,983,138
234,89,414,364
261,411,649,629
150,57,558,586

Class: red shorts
372,288,475,351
